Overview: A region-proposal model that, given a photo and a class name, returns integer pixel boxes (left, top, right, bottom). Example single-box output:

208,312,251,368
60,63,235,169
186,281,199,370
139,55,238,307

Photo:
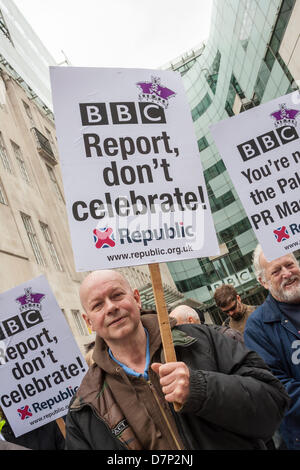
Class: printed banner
0,276,87,437
50,67,219,271
210,91,300,261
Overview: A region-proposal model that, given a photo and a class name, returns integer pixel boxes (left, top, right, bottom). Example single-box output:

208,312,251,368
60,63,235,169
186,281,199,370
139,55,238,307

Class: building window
71,310,87,336
11,141,30,183
225,101,235,117
23,101,35,127
40,222,63,271
204,160,226,182
0,178,7,204
46,165,64,201
207,184,235,213
191,93,212,121
225,74,246,116
45,127,55,147
219,217,251,243
237,0,256,51
197,136,209,152
254,0,296,101
206,50,221,94
0,132,13,173
230,75,245,100
21,212,46,266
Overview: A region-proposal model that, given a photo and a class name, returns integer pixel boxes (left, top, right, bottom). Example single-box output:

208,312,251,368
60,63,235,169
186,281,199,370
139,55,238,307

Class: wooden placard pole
149,263,180,412
56,417,66,438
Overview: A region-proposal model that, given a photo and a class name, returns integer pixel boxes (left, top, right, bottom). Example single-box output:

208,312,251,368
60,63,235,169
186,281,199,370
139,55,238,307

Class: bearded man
213,284,256,336
244,245,300,450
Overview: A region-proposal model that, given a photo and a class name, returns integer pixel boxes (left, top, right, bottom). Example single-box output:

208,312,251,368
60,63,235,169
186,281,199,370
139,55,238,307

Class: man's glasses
221,299,238,314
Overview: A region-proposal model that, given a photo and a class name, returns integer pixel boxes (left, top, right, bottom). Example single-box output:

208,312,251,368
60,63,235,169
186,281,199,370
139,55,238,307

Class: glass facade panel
198,136,209,152
191,93,212,121
167,0,299,318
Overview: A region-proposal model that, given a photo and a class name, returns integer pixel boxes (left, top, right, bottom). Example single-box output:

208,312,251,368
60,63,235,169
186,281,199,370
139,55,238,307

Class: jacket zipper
147,379,183,450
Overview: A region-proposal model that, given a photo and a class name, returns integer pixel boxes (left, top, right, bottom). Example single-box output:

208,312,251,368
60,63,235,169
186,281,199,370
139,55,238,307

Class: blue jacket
244,294,300,450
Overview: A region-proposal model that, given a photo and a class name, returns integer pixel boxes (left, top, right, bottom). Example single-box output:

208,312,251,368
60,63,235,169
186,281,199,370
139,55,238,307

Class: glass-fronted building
166,0,300,324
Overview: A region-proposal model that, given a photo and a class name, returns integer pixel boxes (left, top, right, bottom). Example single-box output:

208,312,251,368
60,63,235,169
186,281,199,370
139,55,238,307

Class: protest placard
210,91,300,261
0,276,87,437
49,67,219,271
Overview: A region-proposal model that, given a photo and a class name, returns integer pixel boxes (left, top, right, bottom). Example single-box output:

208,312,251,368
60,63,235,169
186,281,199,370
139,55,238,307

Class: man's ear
82,313,93,329
133,289,142,309
258,276,269,291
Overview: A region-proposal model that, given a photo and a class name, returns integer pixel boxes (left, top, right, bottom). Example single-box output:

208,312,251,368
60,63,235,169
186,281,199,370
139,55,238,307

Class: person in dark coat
245,245,300,450
64,269,289,450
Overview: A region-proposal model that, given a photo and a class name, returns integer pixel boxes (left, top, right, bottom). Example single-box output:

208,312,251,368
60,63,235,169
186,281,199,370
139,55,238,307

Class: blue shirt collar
108,327,150,380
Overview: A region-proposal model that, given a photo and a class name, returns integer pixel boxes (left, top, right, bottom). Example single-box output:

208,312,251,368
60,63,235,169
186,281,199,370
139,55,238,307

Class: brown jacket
70,315,186,450
66,315,289,450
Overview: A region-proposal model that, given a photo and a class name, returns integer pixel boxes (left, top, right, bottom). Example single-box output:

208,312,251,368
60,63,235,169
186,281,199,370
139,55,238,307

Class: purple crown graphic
270,103,300,128
16,288,45,313
136,76,176,108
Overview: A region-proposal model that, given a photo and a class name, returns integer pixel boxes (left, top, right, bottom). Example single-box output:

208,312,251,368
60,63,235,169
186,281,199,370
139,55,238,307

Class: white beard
268,276,300,303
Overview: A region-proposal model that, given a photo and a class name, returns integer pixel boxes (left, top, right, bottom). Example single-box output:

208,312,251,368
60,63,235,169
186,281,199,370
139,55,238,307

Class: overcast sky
13,0,213,68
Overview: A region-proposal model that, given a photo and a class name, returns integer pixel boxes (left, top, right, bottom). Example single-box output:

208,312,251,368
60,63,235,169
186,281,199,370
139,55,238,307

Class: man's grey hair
252,244,299,281
169,305,200,324
252,244,265,281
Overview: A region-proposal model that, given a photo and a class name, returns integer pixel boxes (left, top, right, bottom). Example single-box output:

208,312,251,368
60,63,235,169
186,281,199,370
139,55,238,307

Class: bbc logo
79,102,166,126
237,126,299,161
0,310,43,340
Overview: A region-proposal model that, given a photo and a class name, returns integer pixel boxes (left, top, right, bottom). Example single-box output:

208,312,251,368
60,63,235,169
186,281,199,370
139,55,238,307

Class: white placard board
0,276,87,437
211,91,300,261
50,67,219,271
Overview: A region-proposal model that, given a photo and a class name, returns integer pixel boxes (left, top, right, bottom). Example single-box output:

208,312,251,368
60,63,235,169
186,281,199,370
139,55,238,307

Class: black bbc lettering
237,126,299,161
276,125,299,144
79,102,166,126
2,315,24,337
0,310,44,340
79,103,108,126
139,102,166,124
110,102,138,125
257,131,280,153
21,310,43,329
237,139,260,162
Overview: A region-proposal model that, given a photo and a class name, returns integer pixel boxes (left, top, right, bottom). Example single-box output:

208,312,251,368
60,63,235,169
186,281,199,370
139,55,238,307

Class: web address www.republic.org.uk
29,404,68,427
106,244,194,262
284,239,299,250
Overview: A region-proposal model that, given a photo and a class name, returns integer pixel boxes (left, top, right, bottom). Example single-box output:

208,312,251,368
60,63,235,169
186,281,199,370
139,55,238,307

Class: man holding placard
65,269,289,450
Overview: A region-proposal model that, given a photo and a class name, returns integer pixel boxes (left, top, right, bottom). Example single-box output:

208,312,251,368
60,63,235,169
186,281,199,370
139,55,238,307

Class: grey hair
252,243,299,282
169,305,200,324
252,244,265,281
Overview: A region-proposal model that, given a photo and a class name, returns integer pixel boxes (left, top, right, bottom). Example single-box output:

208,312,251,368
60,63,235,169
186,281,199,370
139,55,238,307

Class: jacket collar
262,294,285,323
92,313,177,373
74,314,197,409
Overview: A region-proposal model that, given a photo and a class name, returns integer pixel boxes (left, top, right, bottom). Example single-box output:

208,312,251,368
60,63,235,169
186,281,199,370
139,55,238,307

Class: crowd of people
1,243,300,451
